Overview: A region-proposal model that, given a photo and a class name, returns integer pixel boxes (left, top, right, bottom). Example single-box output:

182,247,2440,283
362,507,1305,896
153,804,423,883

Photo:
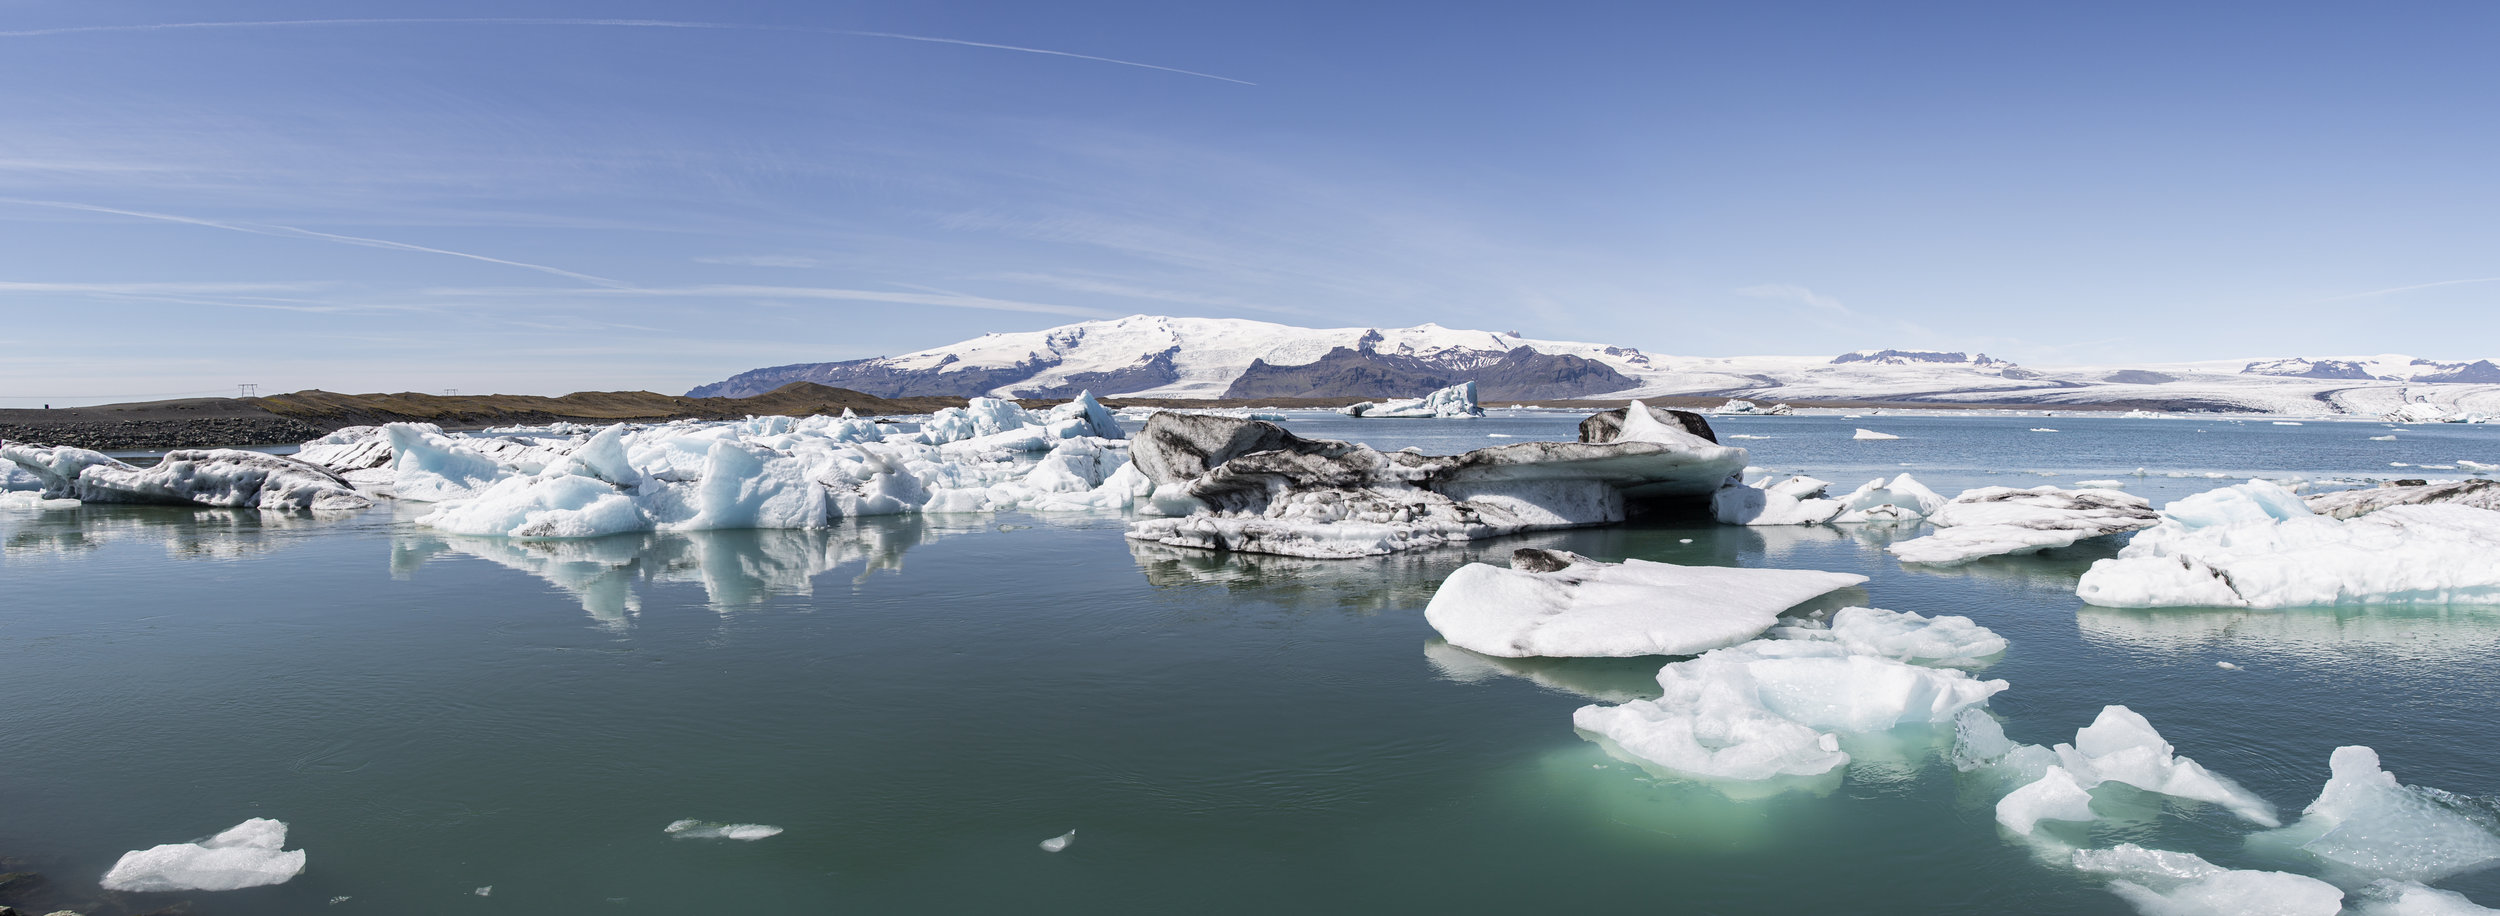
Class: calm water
3,414,2497,914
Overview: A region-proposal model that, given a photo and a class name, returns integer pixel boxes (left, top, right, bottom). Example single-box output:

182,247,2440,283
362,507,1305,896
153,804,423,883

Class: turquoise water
3,415,2497,914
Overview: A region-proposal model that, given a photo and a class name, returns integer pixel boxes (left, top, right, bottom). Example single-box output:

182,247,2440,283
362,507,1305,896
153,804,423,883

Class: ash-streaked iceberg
100,818,307,892
2075,480,2500,608
2306,479,2500,519
1888,485,2158,565
1711,471,1948,526
1423,548,1866,658
1125,402,1747,558
2,443,369,511
1342,380,1486,418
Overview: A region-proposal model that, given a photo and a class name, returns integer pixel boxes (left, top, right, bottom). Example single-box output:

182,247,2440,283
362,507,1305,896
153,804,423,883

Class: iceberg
101,818,308,892
1423,549,1866,658
664,819,784,840
3,443,370,511
2070,844,2344,916
2256,746,2500,884
1572,610,2008,783
1125,403,1749,558
1342,380,1486,418
1983,705,2277,832
2307,479,2500,520
2076,481,2500,608
1853,428,1901,440
1711,474,1846,525
1889,485,2158,565
1798,605,2006,664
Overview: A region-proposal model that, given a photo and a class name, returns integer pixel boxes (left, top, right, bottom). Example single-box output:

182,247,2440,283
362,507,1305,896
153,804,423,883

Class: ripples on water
1,413,2497,914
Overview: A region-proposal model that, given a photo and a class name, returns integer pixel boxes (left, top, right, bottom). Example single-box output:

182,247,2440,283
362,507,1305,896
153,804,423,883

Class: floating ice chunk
1815,606,2006,665
2032,428,2060,432
1997,766,2098,834
2275,421,2305,426
2307,480,2500,520
2077,482,2500,608
2373,435,2401,441
1044,391,1126,439
2217,661,2241,670
66,449,369,511
1711,474,1846,525
0,490,80,509
2257,746,2500,883
1424,549,1867,658
2464,460,2497,473
1889,485,2158,565
2071,843,2343,916
101,818,308,892
475,886,493,896
664,819,783,840
1575,636,2005,782
2077,479,2127,488
1831,473,1948,524
387,424,512,501
1853,428,1901,440
1040,829,1075,852
2055,706,2277,826
2350,880,2500,915
1344,381,1485,419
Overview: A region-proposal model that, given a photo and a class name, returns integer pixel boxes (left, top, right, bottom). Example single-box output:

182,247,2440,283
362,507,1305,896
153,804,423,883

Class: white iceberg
101,818,308,892
1710,474,1846,525
2256,746,2500,883
2076,481,2500,608
1889,485,2158,565
1572,612,2008,783
1833,473,1949,524
2070,844,2343,916
1423,549,1866,658
1793,606,2006,664
1853,428,1901,440
1342,380,1486,418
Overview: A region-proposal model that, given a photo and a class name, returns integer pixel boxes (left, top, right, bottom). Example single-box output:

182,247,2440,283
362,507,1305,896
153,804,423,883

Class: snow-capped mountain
688,315,2500,417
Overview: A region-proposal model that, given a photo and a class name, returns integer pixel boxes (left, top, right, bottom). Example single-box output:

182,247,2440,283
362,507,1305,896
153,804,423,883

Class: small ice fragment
475,886,493,897
2275,421,2304,426
330,896,352,905
2392,462,2411,467
2217,661,2241,670
2371,435,2399,441
1487,433,1513,438
100,818,308,892
1677,538,1693,544
1041,829,1076,852
2031,428,2060,432
665,819,783,840
1853,428,1900,440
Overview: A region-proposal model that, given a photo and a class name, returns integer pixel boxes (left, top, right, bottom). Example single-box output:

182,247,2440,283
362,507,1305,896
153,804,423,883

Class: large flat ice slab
2076,480,2500,608
1424,549,1866,658
1888,485,2158,565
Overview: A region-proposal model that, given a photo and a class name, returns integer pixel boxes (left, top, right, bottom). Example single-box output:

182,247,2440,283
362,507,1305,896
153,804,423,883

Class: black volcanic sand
0,398,330,451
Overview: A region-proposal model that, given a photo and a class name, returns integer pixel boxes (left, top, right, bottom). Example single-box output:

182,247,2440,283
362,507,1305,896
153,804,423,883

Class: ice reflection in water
389,516,986,626
2076,603,2500,664
0,503,351,561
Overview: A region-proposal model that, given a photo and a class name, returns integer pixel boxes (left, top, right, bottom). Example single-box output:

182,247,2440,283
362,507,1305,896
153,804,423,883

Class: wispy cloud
1735,283,1851,314
0,280,321,295
2310,276,2500,303
696,254,827,269
992,271,1311,317
427,283,1115,319
0,18,1255,85
0,197,625,287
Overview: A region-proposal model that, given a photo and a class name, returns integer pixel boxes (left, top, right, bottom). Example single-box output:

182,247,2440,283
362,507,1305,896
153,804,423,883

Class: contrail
0,197,627,288
0,18,1256,85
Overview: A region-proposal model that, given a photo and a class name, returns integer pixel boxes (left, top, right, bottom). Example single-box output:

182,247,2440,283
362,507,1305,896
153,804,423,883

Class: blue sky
3,1,2495,404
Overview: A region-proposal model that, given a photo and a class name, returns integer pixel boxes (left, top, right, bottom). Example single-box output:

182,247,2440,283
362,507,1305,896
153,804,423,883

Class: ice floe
1853,428,1901,440
1571,608,2007,783
1125,403,1747,557
2070,844,2343,916
2075,481,2500,608
1964,704,2278,832
1888,485,2158,565
1342,380,1486,418
1040,829,1076,852
1423,549,1866,658
2254,746,2500,884
664,819,783,840
101,818,307,892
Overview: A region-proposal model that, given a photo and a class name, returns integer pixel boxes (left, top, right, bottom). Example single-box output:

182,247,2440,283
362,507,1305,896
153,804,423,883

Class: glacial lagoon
4,413,2498,914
